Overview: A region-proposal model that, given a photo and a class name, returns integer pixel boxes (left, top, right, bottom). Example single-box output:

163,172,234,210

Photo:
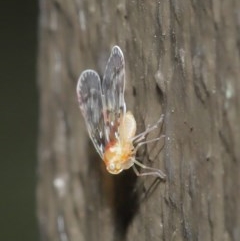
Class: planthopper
76,46,165,179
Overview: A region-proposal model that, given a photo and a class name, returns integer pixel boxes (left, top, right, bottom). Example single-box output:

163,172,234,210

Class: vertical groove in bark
37,0,240,240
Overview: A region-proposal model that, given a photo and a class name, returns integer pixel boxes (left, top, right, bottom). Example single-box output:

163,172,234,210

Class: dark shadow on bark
112,170,138,240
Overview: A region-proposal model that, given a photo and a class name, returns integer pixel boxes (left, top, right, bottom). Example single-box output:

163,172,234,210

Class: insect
76,46,166,179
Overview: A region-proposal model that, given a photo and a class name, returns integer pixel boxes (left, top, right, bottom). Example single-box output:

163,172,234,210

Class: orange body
103,111,136,174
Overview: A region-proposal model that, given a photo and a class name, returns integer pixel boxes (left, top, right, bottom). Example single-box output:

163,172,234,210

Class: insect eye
109,163,115,171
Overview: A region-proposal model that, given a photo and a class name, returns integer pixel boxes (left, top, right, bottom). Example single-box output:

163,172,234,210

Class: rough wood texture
37,0,240,240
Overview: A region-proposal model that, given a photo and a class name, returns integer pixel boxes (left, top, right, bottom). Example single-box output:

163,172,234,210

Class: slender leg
133,135,165,154
132,159,166,180
131,114,164,143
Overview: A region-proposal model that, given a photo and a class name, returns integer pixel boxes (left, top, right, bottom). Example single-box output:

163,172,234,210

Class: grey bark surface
37,0,240,241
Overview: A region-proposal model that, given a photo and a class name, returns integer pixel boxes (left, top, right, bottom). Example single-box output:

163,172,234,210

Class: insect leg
132,160,166,179
133,135,165,154
131,114,164,143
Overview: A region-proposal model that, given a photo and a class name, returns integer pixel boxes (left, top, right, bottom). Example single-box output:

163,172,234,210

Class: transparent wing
102,46,126,142
76,70,105,158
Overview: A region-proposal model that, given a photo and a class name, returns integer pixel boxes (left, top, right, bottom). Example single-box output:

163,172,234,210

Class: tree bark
37,0,240,240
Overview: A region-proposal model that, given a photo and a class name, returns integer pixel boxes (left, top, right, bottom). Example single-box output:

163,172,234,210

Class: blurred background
0,0,39,240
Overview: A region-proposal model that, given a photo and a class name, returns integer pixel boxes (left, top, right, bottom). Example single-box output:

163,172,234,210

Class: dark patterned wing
102,46,126,142
76,70,105,158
